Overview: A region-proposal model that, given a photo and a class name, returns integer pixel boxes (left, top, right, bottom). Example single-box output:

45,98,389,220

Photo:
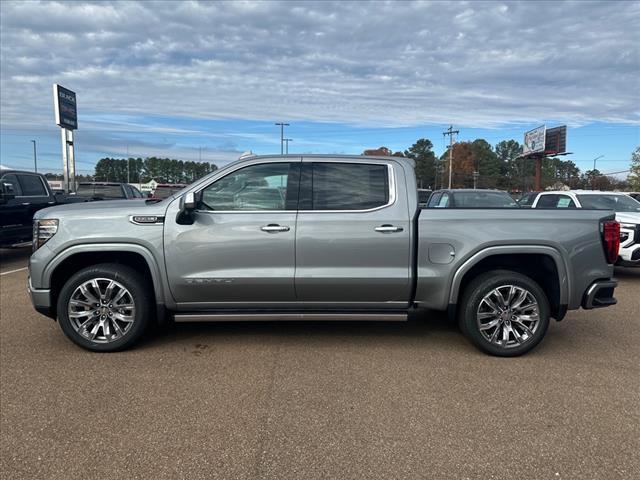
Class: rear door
16,172,55,222
294,159,411,307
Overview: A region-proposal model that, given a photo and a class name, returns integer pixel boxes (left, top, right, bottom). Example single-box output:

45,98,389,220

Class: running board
173,312,408,323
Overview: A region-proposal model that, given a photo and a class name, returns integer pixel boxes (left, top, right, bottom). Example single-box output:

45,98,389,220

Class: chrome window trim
192,158,396,215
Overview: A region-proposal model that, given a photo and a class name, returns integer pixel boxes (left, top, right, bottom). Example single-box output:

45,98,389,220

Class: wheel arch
44,244,166,319
448,246,569,321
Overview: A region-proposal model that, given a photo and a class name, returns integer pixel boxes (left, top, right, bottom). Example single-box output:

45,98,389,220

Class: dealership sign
523,125,545,155
53,84,78,130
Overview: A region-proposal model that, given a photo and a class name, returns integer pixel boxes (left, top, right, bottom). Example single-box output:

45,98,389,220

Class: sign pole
61,129,69,192
53,84,78,193
534,156,542,191
60,128,76,193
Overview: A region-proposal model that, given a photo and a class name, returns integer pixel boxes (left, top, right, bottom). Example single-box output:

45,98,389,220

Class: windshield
517,193,538,206
453,191,519,208
76,184,125,199
577,194,640,213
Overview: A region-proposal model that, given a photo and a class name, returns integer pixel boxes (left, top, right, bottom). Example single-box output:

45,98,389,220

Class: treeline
93,157,218,184
368,139,636,192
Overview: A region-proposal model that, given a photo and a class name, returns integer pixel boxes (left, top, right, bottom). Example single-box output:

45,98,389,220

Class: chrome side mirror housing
177,191,198,225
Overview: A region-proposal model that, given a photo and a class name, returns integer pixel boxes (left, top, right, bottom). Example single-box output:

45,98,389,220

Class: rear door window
17,174,47,196
307,162,389,210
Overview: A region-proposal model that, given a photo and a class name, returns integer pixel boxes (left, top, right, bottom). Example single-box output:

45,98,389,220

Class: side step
173,312,408,323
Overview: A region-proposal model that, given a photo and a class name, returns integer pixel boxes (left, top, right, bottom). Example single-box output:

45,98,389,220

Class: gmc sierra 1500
28,155,619,356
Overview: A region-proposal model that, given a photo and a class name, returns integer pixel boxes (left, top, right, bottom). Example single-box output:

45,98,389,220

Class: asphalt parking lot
1,248,638,480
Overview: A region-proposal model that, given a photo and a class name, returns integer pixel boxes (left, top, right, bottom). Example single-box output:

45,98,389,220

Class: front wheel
458,270,550,357
56,263,151,352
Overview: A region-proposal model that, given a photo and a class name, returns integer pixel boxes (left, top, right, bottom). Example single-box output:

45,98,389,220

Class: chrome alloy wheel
476,285,540,349
67,278,136,344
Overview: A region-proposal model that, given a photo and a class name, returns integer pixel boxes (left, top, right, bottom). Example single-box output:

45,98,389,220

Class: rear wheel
57,263,151,352
458,270,550,356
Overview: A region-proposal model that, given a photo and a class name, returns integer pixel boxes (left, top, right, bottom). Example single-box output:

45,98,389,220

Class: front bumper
582,279,618,309
28,276,55,319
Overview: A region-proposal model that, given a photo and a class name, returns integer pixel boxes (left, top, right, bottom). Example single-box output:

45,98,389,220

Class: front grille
632,249,640,261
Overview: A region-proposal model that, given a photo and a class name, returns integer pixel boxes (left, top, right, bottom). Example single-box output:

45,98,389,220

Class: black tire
56,263,152,352
458,270,550,357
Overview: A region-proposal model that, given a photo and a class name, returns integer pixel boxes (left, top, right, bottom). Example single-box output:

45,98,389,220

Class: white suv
532,190,640,267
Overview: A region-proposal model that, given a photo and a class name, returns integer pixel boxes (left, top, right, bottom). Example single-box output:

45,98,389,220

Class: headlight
33,219,58,251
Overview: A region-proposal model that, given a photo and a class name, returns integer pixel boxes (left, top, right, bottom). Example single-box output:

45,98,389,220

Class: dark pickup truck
0,170,59,248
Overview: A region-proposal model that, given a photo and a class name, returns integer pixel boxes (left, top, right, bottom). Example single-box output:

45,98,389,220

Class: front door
164,160,300,307
294,159,412,308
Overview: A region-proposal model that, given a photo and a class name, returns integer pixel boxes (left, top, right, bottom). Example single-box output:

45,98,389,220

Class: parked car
151,183,188,200
0,170,58,248
29,155,618,356
625,192,640,202
417,189,432,208
426,189,519,208
71,182,144,201
517,191,540,208
531,190,640,267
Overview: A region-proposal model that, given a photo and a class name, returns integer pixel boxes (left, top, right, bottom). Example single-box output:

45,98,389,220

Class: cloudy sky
1,0,638,174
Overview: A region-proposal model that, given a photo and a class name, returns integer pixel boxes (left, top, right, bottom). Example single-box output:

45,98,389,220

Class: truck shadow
614,266,640,279
139,310,464,351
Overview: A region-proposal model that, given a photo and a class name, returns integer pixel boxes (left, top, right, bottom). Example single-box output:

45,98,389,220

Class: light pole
30,140,38,173
284,138,292,154
591,155,604,190
275,123,289,154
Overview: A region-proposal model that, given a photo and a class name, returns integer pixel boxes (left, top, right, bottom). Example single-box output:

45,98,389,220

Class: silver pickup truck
28,155,619,356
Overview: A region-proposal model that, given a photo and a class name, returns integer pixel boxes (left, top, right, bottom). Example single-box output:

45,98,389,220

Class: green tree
495,140,528,191
470,139,500,188
404,139,437,189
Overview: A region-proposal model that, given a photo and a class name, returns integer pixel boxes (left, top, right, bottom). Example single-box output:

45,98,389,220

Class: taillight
602,221,620,264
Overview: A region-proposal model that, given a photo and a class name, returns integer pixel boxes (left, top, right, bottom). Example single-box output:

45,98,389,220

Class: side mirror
0,182,16,204
184,191,196,210
176,191,197,225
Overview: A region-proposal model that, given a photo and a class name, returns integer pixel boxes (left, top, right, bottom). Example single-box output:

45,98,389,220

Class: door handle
374,225,403,233
21,202,31,206
261,224,290,233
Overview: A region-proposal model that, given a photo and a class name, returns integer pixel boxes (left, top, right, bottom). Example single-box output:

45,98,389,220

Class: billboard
544,126,567,155
53,84,78,130
523,125,545,155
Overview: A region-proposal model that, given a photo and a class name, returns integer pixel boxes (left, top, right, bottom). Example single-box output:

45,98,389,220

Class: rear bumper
582,279,618,309
28,276,55,319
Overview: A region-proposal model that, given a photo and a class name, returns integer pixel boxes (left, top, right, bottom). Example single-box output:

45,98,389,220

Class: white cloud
1,0,638,135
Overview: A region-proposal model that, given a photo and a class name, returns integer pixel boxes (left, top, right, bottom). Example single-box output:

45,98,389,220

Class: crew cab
28,155,619,356
531,190,640,267
0,169,57,247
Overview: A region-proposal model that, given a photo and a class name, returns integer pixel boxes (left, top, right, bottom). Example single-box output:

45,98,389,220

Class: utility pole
30,140,38,173
284,138,292,154
591,155,604,190
443,125,459,189
126,144,130,184
199,146,202,162
275,122,289,154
